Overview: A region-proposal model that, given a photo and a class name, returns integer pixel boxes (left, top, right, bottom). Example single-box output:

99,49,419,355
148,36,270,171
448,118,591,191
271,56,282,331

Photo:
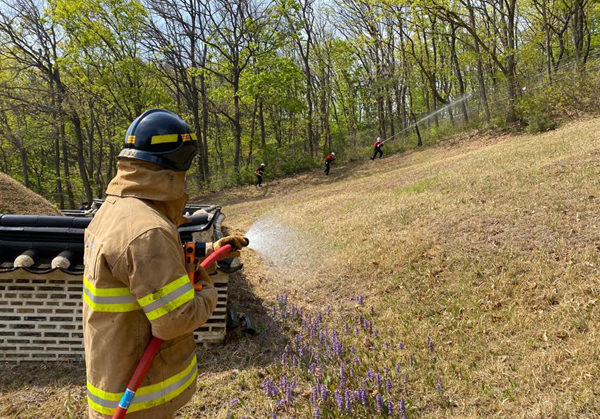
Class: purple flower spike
357,295,364,305
276,399,285,410
398,341,404,349
409,354,415,366
314,407,321,419
370,305,376,315
320,384,328,401
229,397,239,406
363,387,369,405
400,399,407,419
376,394,384,413
376,373,382,389
427,336,434,352
340,364,347,388
353,356,360,366
311,385,318,405
345,389,353,414
395,364,401,373
388,401,394,415
386,377,393,393
335,389,344,413
436,378,443,393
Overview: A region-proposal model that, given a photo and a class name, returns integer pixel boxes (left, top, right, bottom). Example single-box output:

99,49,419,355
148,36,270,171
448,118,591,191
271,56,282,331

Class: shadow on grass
195,264,286,374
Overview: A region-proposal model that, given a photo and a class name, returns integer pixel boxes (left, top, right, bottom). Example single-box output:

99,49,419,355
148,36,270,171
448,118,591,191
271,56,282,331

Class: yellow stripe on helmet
150,134,179,144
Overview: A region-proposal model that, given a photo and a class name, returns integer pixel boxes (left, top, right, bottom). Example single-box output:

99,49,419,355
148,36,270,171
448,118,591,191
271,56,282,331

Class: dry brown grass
0,172,61,215
2,118,600,418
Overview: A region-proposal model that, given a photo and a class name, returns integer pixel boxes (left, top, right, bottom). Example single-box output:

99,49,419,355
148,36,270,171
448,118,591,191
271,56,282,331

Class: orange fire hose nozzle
111,243,235,419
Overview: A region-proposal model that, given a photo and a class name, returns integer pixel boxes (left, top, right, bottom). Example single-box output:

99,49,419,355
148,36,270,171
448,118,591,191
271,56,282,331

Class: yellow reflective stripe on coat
151,134,179,144
83,276,141,312
137,274,194,320
87,355,198,415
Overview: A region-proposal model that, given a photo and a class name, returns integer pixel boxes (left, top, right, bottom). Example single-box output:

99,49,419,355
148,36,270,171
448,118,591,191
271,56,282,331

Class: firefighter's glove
196,265,211,285
213,235,249,259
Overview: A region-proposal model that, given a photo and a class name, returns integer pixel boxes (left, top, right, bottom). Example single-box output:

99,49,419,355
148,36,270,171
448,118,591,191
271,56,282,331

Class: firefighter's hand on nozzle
213,235,249,259
196,266,211,285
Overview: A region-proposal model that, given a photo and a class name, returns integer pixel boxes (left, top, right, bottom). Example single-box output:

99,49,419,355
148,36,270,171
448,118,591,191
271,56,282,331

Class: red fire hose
111,244,233,419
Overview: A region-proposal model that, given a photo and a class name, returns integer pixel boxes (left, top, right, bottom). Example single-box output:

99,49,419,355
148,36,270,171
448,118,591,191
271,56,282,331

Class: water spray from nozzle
243,216,317,273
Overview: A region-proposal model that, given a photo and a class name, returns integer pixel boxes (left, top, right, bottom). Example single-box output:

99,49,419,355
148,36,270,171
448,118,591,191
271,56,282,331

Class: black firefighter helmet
118,109,198,171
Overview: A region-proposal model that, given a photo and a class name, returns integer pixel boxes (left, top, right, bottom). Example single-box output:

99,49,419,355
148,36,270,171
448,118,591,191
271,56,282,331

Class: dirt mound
0,172,60,215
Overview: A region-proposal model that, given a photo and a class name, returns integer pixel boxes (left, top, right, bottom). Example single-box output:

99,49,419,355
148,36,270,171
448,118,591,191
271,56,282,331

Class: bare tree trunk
259,98,266,149
72,114,93,204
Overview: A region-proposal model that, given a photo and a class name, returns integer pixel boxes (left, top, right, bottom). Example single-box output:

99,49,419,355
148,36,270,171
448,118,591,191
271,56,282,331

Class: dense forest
0,0,598,208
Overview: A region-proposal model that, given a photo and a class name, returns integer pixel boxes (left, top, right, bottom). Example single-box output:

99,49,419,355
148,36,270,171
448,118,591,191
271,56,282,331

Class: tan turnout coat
83,160,218,419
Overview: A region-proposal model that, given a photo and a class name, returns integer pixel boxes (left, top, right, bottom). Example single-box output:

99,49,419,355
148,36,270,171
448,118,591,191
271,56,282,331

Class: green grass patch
395,176,440,195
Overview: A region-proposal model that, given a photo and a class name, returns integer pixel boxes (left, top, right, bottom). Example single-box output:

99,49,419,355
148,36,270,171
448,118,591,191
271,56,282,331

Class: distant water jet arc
382,93,472,144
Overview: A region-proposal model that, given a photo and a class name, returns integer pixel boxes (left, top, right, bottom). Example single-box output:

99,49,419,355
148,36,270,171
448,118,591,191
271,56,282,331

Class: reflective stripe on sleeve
137,275,194,321
83,276,141,313
87,355,198,415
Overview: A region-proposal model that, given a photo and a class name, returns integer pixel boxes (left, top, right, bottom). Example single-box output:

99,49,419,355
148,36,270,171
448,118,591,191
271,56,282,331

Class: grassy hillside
2,118,599,418
0,172,60,216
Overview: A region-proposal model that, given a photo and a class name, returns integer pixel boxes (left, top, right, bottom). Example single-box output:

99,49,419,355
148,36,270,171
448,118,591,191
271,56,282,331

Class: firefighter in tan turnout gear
83,109,248,419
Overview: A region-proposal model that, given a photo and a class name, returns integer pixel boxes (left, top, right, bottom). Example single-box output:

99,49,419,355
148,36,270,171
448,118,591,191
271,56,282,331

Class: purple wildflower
409,354,414,366
367,370,375,380
353,356,360,367
400,399,407,419
292,355,298,367
345,389,353,414
229,397,239,406
386,377,393,393
314,407,321,419
427,336,434,352
276,399,285,410
335,389,344,413
398,341,404,349
388,401,394,415
357,295,364,305
340,363,347,388
320,384,328,401
370,305,376,315
376,394,384,413
395,364,401,373
376,373,382,389
436,377,443,393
